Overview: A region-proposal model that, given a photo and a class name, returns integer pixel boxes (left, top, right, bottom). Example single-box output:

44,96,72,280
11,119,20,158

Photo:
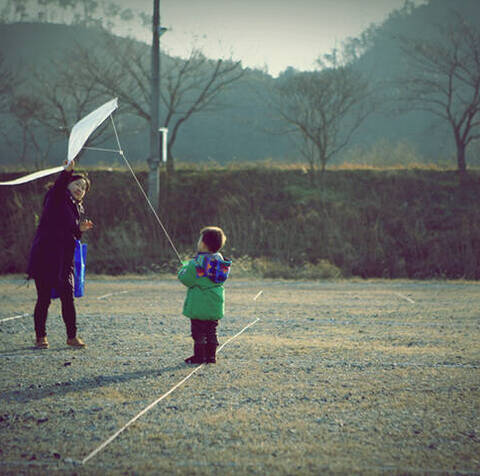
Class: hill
1,0,480,167
0,22,293,167
348,0,480,166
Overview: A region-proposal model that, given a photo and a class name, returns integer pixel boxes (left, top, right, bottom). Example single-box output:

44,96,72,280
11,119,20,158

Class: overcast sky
0,0,427,76
110,0,427,76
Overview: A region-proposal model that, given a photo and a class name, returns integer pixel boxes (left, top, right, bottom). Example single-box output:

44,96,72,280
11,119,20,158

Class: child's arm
178,260,198,287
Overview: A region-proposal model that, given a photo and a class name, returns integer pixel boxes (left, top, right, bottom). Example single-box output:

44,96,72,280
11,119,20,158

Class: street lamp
148,0,167,212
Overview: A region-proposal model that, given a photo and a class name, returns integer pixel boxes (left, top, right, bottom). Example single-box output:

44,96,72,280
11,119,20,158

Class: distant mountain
347,0,480,165
0,22,293,167
0,22,94,67
1,0,480,168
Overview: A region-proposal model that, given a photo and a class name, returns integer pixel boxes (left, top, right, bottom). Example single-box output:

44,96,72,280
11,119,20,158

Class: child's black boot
185,340,206,364
205,343,218,364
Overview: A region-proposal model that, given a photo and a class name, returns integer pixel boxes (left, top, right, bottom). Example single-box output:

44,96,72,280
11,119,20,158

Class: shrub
251,257,342,280
1,167,479,279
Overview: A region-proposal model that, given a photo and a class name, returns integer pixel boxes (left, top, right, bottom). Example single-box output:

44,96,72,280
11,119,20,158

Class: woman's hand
64,159,75,172
79,219,94,232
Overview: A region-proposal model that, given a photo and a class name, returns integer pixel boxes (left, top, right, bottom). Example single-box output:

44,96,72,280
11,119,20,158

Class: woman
27,160,93,349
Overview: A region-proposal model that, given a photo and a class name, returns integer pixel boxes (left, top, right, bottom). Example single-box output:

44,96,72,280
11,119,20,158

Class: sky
111,0,427,77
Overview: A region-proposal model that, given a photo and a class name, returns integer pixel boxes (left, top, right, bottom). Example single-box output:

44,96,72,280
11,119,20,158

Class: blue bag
51,240,87,299
74,240,87,297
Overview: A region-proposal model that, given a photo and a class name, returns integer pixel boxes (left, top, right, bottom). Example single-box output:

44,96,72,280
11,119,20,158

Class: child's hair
200,226,226,253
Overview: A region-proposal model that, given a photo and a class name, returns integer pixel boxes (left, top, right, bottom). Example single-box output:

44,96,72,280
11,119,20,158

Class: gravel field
0,275,479,475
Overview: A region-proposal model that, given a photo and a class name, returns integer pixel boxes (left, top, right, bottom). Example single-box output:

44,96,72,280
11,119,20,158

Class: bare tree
64,32,245,174
1,0,120,27
8,0,29,21
398,12,480,178
0,53,31,164
7,57,114,167
0,53,14,114
29,61,107,136
274,51,372,183
7,94,56,167
161,50,245,174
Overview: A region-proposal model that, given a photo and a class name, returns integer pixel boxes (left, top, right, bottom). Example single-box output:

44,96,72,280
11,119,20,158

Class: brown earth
0,276,479,475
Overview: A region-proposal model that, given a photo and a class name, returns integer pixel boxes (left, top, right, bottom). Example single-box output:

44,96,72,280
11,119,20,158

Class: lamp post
148,0,166,211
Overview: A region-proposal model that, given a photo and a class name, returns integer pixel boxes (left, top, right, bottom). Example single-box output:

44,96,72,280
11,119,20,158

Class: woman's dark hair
45,172,91,194
200,226,226,253
69,173,91,193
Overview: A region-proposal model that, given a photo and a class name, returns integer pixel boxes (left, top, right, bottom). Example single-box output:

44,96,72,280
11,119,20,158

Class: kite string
109,116,182,263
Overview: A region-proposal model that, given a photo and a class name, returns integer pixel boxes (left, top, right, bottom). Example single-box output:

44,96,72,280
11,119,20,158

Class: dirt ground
0,276,479,475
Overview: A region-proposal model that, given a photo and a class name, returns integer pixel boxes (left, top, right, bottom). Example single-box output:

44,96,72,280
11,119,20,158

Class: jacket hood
195,252,231,284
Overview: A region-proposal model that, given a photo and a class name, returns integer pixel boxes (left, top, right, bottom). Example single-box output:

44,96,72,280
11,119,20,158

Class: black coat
27,170,83,289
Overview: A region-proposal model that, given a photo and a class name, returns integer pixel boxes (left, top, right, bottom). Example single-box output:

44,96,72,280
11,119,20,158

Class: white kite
0,97,118,186
67,97,118,163
1,96,181,262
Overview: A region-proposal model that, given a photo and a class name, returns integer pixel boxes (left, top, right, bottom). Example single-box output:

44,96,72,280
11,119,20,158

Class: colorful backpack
196,255,231,283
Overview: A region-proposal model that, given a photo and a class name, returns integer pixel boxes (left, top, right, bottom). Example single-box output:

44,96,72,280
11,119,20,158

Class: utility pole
148,0,160,211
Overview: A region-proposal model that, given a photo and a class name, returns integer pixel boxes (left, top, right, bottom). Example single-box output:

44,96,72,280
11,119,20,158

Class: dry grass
3,160,474,174
0,276,479,475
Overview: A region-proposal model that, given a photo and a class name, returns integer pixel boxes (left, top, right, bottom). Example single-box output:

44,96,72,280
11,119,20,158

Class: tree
0,53,32,164
6,55,114,167
63,31,245,175
161,50,245,174
398,12,480,178
0,53,13,114
7,93,57,167
10,0,29,21
1,0,111,26
274,51,372,183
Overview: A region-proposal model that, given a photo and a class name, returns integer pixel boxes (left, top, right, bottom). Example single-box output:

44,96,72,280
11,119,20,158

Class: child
27,160,93,349
178,226,231,364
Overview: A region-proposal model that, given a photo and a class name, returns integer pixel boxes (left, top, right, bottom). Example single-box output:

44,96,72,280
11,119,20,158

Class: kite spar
0,98,118,186
0,97,182,262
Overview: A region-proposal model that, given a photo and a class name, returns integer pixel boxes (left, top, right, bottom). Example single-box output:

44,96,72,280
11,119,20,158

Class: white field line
217,318,259,354
96,290,129,300
81,301,262,465
0,313,29,323
253,290,263,301
81,362,205,464
394,292,415,304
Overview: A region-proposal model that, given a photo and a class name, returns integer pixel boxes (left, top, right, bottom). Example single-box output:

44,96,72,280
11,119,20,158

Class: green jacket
178,252,231,320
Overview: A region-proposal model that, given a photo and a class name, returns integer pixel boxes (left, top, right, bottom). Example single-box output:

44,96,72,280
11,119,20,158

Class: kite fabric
0,166,65,186
67,97,118,163
0,97,118,186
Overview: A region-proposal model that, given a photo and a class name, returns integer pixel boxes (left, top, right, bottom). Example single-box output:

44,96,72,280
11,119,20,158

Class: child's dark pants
190,319,218,345
190,319,218,363
34,278,77,339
